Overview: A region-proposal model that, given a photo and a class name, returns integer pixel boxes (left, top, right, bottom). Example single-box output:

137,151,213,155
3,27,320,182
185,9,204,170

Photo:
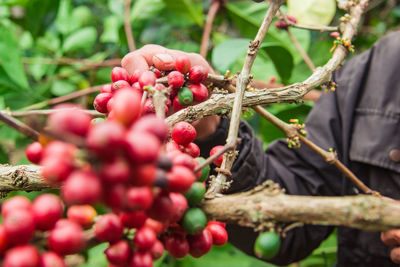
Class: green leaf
166,41,200,53
131,0,165,23
261,43,294,83
100,15,122,43
55,0,75,35
22,0,60,37
0,23,29,89
80,243,108,267
62,27,97,53
212,38,249,74
162,0,203,26
51,80,75,96
287,0,336,26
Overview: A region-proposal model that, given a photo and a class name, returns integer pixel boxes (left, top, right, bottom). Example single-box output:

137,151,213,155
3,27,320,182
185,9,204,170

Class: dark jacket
196,31,400,266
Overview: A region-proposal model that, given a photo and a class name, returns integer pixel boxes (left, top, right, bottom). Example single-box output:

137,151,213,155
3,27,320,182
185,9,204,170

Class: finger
390,247,400,264
381,230,400,246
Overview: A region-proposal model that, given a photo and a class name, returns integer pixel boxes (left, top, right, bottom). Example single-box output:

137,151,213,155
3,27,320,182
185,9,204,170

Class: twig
193,139,240,173
23,84,106,111
200,0,220,57
0,111,39,141
288,23,338,32
151,90,167,119
287,29,316,71
124,0,135,51
10,109,104,117
206,0,284,198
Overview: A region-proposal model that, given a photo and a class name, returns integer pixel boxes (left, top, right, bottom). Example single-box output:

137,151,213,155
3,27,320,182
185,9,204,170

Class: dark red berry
175,56,191,74
134,227,157,251
94,214,123,243
62,170,103,205
189,65,207,84
206,223,228,246
0,225,9,255
32,194,63,231
173,153,196,171
120,211,147,229
164,233,189,258
171,121,196,146
100,83,113,93
287,15,297,24
131,164,156,187
147,193,174,222
157,154,173,171
139,71,157,88
275,20,289,30
111,67,130,83
4,210,35,245
153,68,162,78
126,186,153,211
126,131,161,165
67,205,97,228
3,245,40,267
150,240,164,260
167,166,196,192
105,240,132,265
165,141,181,153
143,98,155,115
86,120,126,156
189,83,208,102
172,95,185,112
130,251,153,267
183,142,200,158
144,218,164,235
94,93,113,114
210,145,224,166
104,184,127,211
112,89,142,126
101,157,131,184
130,69,144,84
188,229,213,258
26,142,43,164
2,196,31,218
131,115,169,142
48,105,92,137
168,71,185,89
48,219,85,255
113,80,131,91
169,192,188,223
41,156,74,184
40,251,67,267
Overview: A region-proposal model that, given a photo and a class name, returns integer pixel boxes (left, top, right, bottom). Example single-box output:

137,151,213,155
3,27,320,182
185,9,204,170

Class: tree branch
9,109,104,118
200,0,220,57
124,0,136,51
0,111,39,141
206,0,284,198
287,29,316,71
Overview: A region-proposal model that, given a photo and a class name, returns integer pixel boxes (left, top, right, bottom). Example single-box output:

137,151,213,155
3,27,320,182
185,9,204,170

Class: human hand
381,230,400,264
121,45,220,140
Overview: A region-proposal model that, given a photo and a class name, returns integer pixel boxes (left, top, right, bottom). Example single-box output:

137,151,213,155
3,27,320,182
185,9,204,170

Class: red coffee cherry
188,229,213,258
100,83,113,93
43,141,76,159
120,211,147,229
167,166,196,192
287,15,297,24
86,120,126,156
126,186,154,211
0,225,9,255
113,80,131,91
144,218,164,235
171,121,196,146
62,170,103,205
105,240,132,265
182,142,200,158
165,141,181,153
168,71,185,89
40,251,67,267
330,31,340,38
3,245,40,267
172,95,186,112
130,251,153,267
94,214,124,243
143,98,155,115
169,192,188,223
131,164,156,187
206,223,228,246
139,71,157,88
67,205,97,228
134,227,157,251
175,55,191,74
189,65,207,84
126,131,161,165
93,93,113,114
173,153,196,171
48,105,92,137
131,82,143,94
207,220,226,228
164,233,189,258
4,210,35,245
130,69,144,84
48,219,85,255
32,194,63,231
25,142,43,164
147,193,174,222
112,89,142,126
41,156,74,184
104,184,127,211
210,145,224,166
111,67,130,83
2,196,31,218
150,240,164,260
101,157,131,184
189,83,208,102
132,115,169,142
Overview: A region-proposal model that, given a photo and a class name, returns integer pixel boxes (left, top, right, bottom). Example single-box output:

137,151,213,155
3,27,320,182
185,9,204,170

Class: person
121,31,400,266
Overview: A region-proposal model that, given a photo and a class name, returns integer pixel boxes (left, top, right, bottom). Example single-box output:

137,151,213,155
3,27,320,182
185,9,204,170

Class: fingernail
153,54,175,70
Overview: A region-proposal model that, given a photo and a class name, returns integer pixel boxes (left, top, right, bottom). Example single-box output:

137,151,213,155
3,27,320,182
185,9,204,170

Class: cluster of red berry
274,15,297,30
93,55,209,117
11,58,227,266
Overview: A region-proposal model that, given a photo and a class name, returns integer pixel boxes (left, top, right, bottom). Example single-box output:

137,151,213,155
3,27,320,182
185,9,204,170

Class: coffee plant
0,0,399,266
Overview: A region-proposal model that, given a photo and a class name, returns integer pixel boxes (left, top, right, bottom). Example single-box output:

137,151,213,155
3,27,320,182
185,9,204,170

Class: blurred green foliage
0,0,398,266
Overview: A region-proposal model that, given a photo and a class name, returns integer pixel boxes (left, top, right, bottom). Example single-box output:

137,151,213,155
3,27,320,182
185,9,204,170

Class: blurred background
0,0,399,266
